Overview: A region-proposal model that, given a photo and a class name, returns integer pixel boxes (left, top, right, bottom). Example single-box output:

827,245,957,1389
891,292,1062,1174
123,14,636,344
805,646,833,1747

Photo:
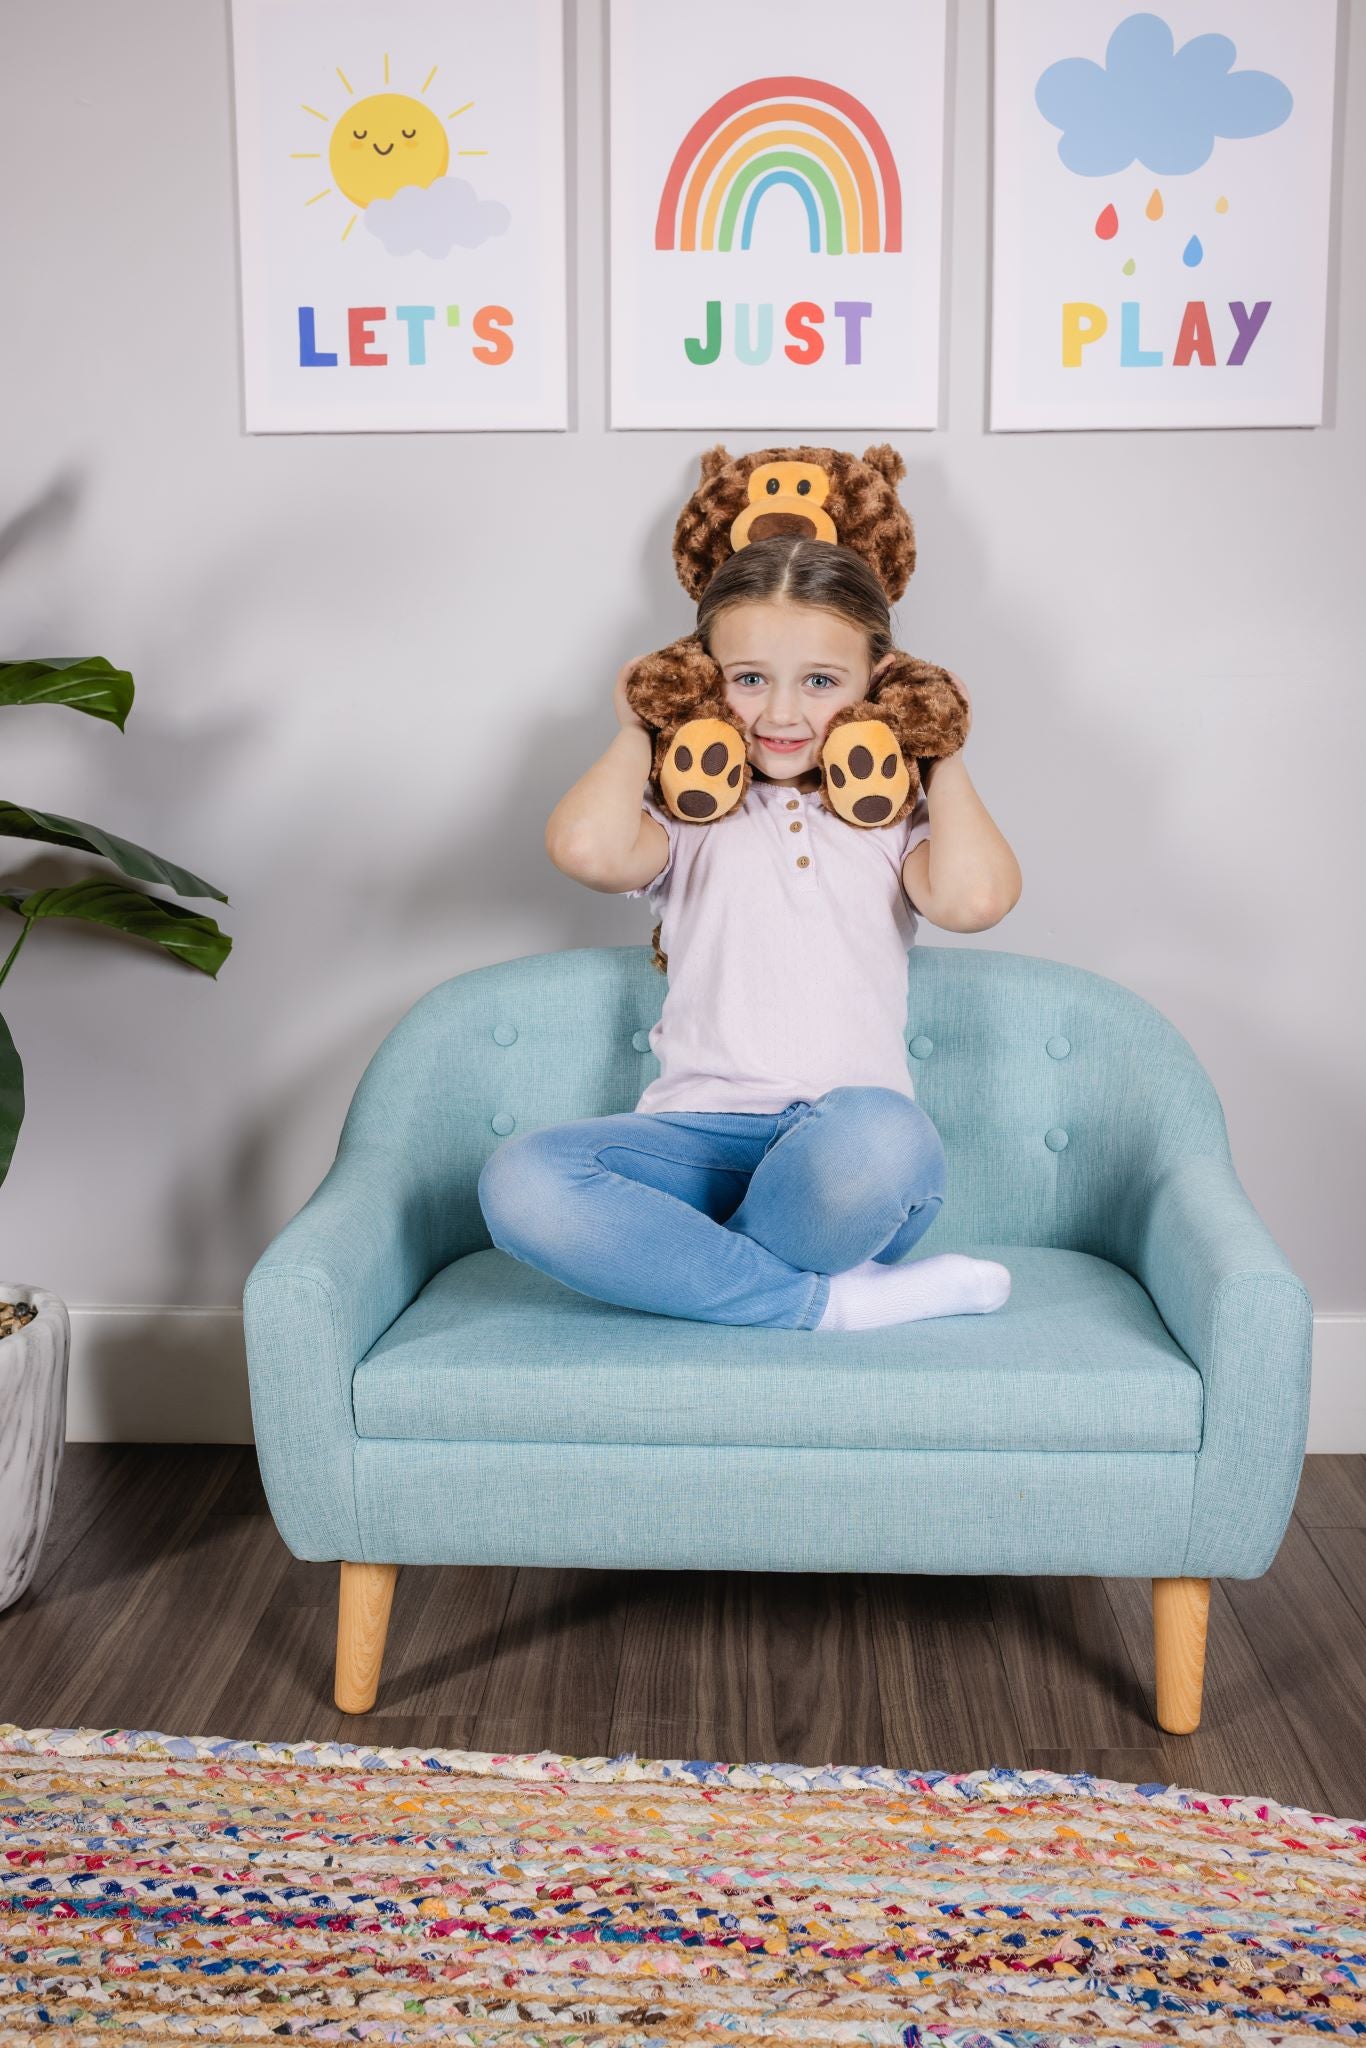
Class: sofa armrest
1129,1154,1313,1579
242,1142,435,1562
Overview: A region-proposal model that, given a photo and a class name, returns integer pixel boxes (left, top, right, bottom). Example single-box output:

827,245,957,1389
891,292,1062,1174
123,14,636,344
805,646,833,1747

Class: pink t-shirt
619,772,932,1114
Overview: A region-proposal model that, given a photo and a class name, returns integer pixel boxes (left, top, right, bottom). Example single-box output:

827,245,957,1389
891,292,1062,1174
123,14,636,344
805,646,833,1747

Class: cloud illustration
363,176,511,257
1035,11,1293,176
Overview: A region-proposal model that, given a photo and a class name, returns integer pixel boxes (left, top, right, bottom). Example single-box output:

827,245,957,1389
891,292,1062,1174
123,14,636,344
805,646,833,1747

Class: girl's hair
696,533,895,664
647,536,896,976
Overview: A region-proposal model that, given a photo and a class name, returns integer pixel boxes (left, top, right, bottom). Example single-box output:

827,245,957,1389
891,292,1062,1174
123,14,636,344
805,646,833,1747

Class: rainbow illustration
654,75,902,255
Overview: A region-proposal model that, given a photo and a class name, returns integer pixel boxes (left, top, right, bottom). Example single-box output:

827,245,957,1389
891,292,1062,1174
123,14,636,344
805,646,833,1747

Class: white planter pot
0,1284,71,1612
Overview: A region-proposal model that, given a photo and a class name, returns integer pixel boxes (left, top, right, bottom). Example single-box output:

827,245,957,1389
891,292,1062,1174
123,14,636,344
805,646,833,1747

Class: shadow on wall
0,470,394,1309
2,465,262,888
162,997,423,1303
326,468,699,937
1142,977,1356,1303
0,470,83,570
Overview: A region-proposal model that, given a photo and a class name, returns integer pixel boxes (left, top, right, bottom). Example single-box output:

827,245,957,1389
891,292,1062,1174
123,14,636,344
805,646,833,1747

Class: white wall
2,0,1363,1444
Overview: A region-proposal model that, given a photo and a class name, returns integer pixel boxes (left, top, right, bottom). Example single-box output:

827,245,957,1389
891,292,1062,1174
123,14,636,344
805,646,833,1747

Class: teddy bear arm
874,657,970,760
624,635,751,826
624,634,727,729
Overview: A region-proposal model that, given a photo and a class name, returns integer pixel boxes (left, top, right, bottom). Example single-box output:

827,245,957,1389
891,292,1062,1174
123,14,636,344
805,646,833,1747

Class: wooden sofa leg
335,1562,399,1713
1152,1576,1210,1734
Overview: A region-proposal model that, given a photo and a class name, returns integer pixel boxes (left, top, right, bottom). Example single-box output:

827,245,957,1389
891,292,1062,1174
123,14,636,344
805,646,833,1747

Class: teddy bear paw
658,717,748,821
820,717,912,827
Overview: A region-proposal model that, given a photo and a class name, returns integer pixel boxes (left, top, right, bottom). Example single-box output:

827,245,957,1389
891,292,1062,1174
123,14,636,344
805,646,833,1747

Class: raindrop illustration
1182,235,1204,266
1122,256,1136,275
1095,203,1119,240
1215,195,1229,214
1146,188,1164,221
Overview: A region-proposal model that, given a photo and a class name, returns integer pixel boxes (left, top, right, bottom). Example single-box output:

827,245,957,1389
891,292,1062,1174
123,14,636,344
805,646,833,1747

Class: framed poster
230,0,568,432
609,0,948,431
991,3,1338,431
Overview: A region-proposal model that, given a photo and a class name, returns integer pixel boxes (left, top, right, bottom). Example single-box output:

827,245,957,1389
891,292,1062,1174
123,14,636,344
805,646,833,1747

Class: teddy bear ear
698,444,732,482
860,443,906,487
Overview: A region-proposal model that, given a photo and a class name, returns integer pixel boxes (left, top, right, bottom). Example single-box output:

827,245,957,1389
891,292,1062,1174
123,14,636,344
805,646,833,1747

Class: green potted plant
0,655,232,1611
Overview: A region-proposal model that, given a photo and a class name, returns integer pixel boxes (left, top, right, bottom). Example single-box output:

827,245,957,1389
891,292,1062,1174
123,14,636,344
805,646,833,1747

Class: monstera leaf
0,656,135,730
0,880,231,976
0,1009,22,1187
0,800,227,902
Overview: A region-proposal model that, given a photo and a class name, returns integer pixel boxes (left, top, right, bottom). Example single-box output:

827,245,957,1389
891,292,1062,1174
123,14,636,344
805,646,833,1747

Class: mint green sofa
241,945,1313,1734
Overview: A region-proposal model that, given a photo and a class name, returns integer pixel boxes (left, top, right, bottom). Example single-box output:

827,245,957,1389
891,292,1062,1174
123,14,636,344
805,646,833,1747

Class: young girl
478,535,1022,1333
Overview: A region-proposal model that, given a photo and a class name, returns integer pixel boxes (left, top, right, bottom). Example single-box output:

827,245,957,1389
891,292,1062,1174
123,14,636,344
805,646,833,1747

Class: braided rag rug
0,1724,1363,2046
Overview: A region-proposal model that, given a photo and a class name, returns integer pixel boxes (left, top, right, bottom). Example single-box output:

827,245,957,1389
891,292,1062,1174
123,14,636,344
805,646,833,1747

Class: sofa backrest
337,943,1232,1274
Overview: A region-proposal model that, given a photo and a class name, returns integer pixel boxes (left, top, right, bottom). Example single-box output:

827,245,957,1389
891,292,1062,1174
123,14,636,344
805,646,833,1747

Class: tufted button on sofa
242,945,1313,1734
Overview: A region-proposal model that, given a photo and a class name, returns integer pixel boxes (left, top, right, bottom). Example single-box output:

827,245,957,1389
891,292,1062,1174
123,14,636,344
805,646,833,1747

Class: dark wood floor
3,1446,1364,1819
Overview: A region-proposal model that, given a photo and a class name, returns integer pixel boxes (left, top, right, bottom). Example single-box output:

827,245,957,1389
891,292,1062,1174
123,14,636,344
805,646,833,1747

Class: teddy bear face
671,441,918,604
730,460,839,549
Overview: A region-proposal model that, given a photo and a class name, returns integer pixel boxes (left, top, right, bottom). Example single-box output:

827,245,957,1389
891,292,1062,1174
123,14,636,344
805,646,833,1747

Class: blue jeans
476,1084,946,1330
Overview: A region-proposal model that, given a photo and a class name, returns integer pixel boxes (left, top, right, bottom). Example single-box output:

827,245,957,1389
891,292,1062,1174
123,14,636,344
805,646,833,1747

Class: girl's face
710,599,891,788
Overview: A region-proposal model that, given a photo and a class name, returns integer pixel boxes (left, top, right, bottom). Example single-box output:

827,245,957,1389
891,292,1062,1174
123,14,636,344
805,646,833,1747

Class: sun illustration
329,92,448,204
292,54,487,241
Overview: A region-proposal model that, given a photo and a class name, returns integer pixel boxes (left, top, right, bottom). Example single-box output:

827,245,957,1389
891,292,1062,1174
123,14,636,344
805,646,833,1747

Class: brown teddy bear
623,442,970,835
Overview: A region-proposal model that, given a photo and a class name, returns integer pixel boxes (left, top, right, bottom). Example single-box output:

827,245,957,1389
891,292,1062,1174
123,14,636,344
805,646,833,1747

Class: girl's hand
613,657,651,734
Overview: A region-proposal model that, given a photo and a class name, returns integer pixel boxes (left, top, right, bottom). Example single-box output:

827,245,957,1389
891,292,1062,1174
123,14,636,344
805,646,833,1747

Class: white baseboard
57,1306,1366,1453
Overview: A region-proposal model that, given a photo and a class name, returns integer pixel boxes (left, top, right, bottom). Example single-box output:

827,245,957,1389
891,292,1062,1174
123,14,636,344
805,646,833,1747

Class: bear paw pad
821,718,911,827
659,718,747,821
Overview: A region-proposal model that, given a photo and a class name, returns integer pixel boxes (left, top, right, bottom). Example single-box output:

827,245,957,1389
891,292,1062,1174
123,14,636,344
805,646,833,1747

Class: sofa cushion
351,1242,1202,1453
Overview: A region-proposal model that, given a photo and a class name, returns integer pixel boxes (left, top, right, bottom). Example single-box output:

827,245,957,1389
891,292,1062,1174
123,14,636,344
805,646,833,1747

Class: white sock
816,1251,1011,1332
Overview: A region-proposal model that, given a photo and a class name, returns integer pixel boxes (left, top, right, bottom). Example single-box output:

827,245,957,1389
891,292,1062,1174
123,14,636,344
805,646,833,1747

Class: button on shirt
620,773,932,1114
